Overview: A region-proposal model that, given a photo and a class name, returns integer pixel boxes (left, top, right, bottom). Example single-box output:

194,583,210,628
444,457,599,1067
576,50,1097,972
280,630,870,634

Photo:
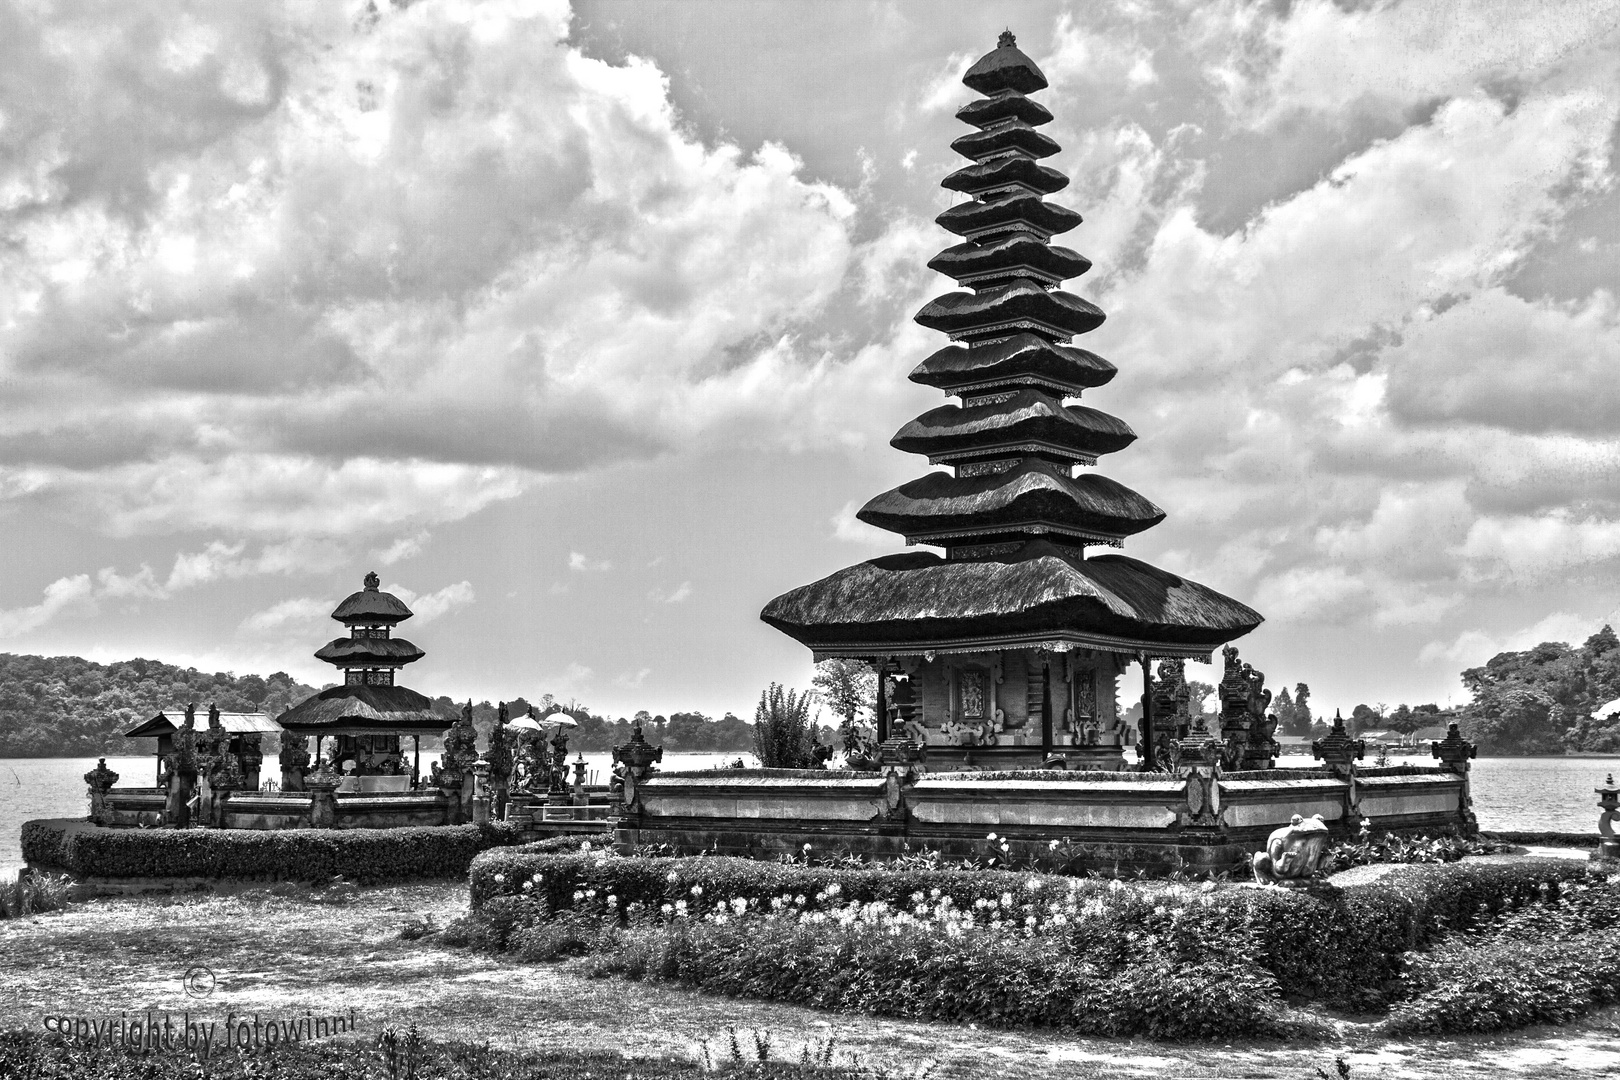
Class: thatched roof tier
909,335,1115,396
949,125,1060,163
313,636,427,667
758,32,1264,667
928,237,1089,289
942,156,1069,198
761,541,1262,659
858,461,1164,545
331,573,414,624
935,193,1080,241
274,684,450,734
916,281,1104,341
962,32,1048,95
956,93,1052,130
892,391,1136,465
942,157,1069,200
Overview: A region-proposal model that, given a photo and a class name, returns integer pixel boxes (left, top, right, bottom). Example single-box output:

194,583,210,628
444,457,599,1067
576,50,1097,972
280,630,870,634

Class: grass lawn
0,881,1615,1080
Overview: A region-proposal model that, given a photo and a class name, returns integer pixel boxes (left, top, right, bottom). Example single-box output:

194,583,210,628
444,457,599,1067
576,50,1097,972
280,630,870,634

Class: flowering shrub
459,845,1603,1035
1318,826,1508,874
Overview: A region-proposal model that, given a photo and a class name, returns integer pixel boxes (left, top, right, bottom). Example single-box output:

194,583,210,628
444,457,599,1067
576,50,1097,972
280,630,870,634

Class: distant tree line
0,653,315,757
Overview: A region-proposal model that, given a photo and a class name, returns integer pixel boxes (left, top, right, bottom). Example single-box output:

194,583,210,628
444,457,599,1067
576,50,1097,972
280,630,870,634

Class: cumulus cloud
568,551,611,573
1017,1,1620,662
647,581,693,604
388,580,475,623
238,596,334,636
0,0,869,586
1419,610,1599,667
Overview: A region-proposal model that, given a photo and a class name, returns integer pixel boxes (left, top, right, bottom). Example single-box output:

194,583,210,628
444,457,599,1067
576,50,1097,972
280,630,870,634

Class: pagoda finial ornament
364,570,380,591
760,34,1262,770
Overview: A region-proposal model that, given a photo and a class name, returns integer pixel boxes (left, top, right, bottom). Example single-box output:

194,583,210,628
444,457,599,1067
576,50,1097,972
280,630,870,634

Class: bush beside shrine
459,849,1606,1035
21,819,552,885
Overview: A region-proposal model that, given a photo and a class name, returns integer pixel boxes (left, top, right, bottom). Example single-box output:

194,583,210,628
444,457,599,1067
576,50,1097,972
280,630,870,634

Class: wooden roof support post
1138,651,1154,771
1040,657,1053,759
875,658,891,743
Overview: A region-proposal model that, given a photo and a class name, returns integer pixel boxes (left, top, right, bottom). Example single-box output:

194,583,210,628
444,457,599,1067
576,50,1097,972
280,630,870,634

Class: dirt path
0,884,1615,1080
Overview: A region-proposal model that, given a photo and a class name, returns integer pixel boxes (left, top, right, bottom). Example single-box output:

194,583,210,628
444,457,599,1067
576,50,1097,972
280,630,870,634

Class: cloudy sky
2,0,1618,722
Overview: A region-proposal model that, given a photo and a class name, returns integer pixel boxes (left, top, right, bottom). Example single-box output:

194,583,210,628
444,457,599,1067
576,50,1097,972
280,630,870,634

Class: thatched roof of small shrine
274,684,449,734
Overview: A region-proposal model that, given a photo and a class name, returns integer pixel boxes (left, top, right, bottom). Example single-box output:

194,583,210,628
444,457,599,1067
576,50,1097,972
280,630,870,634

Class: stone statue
441,700,479,783
1251,813,1331,887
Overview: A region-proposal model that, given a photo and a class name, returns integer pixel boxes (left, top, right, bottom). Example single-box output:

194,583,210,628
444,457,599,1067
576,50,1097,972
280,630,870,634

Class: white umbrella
507,716,545,733
1595,697,1620,720
538,713,579,729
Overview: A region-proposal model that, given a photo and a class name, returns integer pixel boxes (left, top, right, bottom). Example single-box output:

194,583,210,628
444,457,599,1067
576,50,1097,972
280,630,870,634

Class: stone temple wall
615,766,1469,873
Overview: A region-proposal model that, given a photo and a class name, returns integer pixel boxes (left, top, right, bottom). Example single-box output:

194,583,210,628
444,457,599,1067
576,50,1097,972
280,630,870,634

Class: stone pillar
611,721,664,854
470,757,492,826
572,754,589,805
84,758,120,826
1593,773,1618,862
165,768,194,829
877,734,926,826
1314,710,1366,828
1429,720,1478,832
1174,716,1223,827
506,790,536,829
306,762,339,829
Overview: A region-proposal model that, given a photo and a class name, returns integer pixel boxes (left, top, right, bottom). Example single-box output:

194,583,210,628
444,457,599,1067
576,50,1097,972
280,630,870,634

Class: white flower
986,832,998,841
607,894,617,905
691,885,704,897
1048,839,1060,850
581,841,592,852
667,871,680,883
493,873,505,884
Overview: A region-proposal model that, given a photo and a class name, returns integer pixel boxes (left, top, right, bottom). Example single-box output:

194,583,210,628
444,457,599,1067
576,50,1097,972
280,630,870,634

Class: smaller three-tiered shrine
762,33,1265,771
275,572,453,785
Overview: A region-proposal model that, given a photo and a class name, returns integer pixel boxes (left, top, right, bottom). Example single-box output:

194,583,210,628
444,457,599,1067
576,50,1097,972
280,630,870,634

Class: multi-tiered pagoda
762,32,1263,771
276,572,451,779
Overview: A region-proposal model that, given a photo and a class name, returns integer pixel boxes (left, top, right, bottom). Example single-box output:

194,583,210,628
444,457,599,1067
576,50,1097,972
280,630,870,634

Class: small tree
813,659,877,766
751,683,824,769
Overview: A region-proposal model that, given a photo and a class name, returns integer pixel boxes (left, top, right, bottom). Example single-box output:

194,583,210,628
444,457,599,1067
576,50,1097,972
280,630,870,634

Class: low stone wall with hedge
466,848,1599,1010
21,819,538,886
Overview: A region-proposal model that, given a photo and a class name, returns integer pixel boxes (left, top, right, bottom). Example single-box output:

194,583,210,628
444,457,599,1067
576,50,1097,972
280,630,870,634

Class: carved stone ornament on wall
960,669,986,719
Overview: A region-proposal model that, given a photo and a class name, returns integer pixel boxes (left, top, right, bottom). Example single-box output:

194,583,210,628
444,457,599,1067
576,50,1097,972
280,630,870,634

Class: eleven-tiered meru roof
761,32,1262,660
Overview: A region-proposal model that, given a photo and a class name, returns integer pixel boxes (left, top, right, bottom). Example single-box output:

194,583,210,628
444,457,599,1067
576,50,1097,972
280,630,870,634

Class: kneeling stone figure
1252,813,1330,886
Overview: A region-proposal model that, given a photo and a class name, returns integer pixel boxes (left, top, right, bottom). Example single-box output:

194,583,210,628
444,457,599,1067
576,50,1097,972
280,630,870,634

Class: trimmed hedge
468,849,1599,1007
1481,830,1598,848
21,819,559,885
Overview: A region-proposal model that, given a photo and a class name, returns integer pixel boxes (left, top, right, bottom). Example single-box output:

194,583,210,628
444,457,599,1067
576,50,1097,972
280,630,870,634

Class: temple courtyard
0,873,1613,1080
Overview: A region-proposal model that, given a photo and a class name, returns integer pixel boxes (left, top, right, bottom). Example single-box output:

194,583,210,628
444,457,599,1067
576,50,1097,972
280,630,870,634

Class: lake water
3,752,1615,877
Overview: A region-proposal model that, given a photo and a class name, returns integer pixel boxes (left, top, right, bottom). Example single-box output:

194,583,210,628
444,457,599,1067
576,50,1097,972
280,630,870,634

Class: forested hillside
1456,626,1620,754
0,654,316,757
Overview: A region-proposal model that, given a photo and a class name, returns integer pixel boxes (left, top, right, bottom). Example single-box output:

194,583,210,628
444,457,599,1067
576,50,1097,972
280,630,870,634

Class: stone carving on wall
1218,646,1278,771
1147,659,1190,772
